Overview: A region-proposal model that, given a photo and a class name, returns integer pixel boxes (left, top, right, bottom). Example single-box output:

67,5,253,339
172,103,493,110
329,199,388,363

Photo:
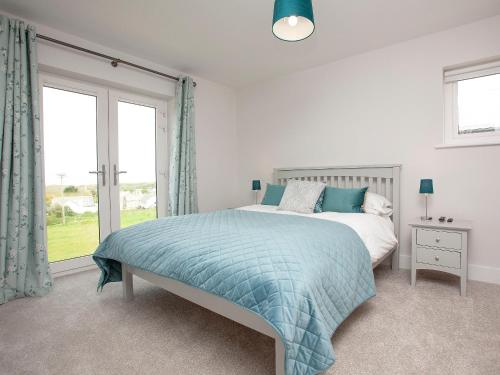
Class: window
443,59,500,147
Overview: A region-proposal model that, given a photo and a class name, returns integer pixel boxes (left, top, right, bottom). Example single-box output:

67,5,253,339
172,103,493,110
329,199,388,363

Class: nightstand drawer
416,247,461,269
416,228,462,250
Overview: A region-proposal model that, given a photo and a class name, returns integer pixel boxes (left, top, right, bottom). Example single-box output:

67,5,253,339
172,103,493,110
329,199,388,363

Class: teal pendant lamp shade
419,179,434,194
273,0,315,41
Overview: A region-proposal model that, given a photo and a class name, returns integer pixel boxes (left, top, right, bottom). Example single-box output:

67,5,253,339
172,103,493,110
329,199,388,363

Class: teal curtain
168,77,198,216
0,15,53,304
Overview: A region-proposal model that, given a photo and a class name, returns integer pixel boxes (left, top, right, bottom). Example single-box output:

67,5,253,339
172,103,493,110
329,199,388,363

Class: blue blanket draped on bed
93,209,375,375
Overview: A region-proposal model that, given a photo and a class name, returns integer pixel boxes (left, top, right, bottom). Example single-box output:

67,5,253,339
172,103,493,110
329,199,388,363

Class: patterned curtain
0,15,53,304
168,76,198,216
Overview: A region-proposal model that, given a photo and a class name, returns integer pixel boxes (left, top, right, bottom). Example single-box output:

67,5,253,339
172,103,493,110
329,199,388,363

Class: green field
48,208,156,263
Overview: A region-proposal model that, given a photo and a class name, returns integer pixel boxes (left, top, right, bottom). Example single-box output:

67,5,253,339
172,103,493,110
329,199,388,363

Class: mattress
237,204,398,264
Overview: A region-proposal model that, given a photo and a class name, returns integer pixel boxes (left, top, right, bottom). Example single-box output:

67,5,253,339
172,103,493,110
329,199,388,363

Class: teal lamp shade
272,0,315,41
252,180,261,191
419,179,434,194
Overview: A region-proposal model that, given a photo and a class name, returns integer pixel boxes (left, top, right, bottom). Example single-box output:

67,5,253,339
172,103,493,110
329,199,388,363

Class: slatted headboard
273,164,401,264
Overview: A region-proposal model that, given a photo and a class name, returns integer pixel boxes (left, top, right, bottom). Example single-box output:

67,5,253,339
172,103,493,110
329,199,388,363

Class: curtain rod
36,34,196,87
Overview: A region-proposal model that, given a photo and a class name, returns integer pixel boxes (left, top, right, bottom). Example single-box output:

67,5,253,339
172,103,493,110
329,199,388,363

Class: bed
93,164,400,375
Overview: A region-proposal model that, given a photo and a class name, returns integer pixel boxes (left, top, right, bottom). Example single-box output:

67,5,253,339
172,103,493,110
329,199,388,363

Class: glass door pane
117,101,157,228
42,86,101,263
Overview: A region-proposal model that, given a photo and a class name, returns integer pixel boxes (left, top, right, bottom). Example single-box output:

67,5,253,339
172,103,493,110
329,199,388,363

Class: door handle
89,164,106,186
113,164,127,186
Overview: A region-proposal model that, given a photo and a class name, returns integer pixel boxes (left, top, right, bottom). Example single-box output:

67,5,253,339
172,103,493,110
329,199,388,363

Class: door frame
39,73,168,276
108,89,168,231
40,73,111,275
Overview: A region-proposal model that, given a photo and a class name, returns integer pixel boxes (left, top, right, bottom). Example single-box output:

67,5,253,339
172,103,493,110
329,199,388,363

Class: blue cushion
321,186,368,213
261,184,286,206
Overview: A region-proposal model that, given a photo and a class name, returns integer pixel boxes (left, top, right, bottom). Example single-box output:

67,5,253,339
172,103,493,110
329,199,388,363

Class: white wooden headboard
273,164,401,247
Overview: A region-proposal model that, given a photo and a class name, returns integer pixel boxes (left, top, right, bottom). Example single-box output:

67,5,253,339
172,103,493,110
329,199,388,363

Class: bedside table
409,219,472,296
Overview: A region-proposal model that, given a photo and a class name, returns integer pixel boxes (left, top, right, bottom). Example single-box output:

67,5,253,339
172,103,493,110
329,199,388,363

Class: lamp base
421,195,432,221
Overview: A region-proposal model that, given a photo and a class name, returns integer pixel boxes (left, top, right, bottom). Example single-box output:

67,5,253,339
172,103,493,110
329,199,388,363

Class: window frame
442,60,500,148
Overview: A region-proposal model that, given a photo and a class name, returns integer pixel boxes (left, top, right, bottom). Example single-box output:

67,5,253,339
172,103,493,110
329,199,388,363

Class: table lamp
419,179,433,221
252,180,261,204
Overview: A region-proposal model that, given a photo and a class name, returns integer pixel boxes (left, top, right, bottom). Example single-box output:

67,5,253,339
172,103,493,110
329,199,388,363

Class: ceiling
1,0,500,87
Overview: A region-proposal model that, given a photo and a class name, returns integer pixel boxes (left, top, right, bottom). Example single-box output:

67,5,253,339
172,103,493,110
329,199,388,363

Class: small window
443,60,500,147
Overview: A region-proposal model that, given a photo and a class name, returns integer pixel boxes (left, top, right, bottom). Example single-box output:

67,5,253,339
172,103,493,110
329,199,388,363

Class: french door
40,74,167,274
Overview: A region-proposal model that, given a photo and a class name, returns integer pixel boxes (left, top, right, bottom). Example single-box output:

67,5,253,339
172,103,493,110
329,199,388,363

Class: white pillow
278,180,326,214
363,192,393,217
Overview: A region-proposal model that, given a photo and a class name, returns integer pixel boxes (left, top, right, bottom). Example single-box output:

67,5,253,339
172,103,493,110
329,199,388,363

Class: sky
458,73,500,131
43,87,156,187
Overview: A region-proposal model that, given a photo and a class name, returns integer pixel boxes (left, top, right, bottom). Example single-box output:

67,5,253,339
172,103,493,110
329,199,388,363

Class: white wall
0,10,240,213
236,15,500,283
194,78,239,212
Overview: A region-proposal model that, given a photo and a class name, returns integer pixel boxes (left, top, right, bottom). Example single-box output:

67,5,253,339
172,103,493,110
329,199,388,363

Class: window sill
435,140,500,149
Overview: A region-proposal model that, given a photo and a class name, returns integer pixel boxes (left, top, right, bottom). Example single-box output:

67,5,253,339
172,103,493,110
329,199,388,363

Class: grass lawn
48,208,156,263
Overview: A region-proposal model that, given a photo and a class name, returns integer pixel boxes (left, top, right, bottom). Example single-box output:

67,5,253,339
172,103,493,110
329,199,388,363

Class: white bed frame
121,164,401,375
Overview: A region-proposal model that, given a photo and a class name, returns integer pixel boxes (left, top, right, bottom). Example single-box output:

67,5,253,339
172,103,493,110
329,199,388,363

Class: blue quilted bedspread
93,209,375,375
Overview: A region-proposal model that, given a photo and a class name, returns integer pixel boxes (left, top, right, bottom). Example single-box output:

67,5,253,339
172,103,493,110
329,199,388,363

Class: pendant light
272,0,315,42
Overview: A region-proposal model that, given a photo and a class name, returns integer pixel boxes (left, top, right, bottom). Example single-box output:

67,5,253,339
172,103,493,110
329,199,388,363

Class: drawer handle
435,238,441,243
434,256,440,261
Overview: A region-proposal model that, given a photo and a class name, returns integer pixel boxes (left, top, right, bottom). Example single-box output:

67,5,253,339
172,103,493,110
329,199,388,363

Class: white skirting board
399,253,500,285
53,256,500,285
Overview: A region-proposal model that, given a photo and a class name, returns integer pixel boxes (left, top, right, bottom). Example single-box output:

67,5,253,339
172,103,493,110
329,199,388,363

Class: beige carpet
1,266,500,375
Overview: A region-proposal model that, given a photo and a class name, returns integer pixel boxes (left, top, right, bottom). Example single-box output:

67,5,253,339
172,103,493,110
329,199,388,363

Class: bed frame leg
122,263,134,301
275,338,285,375
391,245,400,271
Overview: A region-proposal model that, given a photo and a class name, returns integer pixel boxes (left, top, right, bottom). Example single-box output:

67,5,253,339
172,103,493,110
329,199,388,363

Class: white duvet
237,204,398,264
